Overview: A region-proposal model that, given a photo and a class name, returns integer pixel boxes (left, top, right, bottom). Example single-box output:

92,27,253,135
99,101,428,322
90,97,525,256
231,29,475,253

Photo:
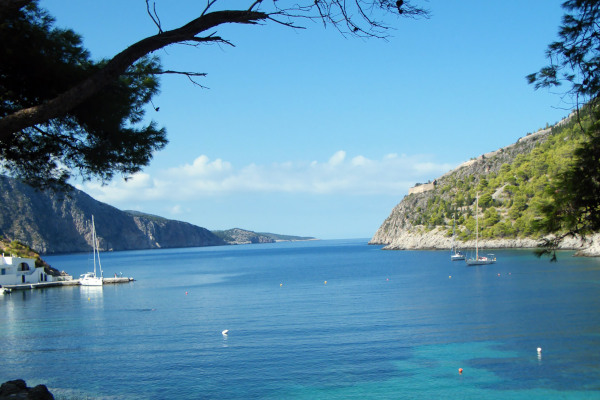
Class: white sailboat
79,215,103,286
450,214,465,261
466,194,496,266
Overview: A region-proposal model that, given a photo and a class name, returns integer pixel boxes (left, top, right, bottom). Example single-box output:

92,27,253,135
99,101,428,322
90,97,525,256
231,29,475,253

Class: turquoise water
1,239,599,399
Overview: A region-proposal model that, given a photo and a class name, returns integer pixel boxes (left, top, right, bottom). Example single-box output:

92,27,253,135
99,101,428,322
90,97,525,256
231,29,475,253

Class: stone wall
408,182,435,195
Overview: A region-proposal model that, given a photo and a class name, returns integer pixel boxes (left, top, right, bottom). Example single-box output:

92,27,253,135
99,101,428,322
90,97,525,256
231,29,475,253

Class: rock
0,379,27,397
27,385,54,400
0,380,54,400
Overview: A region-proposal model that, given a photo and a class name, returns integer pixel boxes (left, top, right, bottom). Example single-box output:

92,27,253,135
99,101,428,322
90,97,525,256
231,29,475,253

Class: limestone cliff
0,176,226,254
369,114,600,256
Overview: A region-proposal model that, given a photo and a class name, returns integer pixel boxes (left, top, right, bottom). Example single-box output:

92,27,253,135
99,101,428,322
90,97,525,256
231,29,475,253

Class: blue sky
40,0,568,239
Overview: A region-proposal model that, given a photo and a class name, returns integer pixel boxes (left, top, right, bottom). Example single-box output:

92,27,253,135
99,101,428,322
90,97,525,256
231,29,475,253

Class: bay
1,239,599,399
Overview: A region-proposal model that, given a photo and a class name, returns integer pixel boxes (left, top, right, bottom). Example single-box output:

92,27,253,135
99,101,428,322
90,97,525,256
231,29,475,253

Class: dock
2,277,134,292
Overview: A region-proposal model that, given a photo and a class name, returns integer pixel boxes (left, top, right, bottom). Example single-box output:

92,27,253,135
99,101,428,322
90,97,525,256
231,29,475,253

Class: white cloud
78,151,455,205
328,150,346,166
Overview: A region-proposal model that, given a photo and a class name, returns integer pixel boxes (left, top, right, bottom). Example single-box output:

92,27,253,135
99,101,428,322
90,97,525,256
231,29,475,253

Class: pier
2,277,134,292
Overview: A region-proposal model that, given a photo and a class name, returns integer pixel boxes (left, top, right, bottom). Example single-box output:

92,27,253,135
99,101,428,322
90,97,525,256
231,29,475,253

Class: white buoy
222,329,229,335
537,347,542,353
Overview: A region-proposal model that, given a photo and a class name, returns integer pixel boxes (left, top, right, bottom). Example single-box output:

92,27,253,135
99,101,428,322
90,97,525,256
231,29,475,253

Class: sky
39,0,568,239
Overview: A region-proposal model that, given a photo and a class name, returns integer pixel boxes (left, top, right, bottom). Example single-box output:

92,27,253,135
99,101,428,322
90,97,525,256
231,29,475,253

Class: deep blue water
1,239,599,399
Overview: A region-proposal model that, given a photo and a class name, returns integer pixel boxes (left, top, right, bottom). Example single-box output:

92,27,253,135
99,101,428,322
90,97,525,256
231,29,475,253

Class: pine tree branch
0,9,268,142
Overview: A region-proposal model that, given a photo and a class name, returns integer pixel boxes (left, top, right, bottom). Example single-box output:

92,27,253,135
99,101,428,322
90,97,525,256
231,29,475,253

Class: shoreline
369,228,600,257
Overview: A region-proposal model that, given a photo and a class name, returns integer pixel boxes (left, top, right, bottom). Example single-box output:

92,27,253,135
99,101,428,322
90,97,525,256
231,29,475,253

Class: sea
0,239,599,399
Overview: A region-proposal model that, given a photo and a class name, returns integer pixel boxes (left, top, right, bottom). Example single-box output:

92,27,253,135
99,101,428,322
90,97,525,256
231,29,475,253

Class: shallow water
1,240,599,399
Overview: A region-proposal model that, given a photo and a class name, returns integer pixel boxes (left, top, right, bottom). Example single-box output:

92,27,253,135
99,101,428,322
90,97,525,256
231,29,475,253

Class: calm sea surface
1,239,599,399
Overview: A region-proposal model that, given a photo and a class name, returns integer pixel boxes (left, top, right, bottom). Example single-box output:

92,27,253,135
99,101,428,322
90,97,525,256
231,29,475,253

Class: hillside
0,238,63,276
212,228,316,245
370,112,600,255
0,176,226,254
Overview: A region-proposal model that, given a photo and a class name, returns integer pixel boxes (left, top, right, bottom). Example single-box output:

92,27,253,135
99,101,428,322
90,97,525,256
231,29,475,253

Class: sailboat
450,214,465,261
79,215,103,286
466,194,496,266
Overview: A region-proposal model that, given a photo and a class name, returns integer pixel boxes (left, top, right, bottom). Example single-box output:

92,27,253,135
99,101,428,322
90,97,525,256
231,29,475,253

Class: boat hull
79,272,103,286
80,278,103,286
466,258,496,266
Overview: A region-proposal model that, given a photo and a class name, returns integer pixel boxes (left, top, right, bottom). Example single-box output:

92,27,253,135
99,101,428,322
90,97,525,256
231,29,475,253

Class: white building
0,255,53,286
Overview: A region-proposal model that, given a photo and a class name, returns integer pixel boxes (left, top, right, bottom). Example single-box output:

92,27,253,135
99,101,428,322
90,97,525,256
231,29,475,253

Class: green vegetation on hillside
0,237,57,273
407,116,584,241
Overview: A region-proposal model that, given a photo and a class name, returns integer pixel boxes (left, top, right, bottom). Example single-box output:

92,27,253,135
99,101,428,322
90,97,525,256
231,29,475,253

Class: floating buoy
185,291,188,295
537,347,542,353
324,281,327,285
222,329,229,335
498,273,501,277
458,368,463,374
280,283,283,287
449,275,452,279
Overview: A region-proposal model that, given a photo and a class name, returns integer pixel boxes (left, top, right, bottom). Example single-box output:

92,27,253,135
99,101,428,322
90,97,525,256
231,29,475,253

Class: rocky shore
0,380,54,400
369,227,600,257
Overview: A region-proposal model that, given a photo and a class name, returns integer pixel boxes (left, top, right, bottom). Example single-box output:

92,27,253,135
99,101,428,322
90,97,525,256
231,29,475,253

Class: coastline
369,227,600,257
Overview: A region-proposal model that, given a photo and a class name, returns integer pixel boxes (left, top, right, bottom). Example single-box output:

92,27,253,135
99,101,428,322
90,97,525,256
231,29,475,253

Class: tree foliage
0,0,428,188
527,0,600,258
0,1,168,187
403,115,583,244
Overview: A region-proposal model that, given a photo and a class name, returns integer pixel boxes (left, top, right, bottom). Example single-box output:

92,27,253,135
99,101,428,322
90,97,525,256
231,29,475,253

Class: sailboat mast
451,214,455,254
92,215,97,277
475,194,479,260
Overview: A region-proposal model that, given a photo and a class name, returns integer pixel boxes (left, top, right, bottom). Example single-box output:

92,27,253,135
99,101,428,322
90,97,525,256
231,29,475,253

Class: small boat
451,252,466,261
450,214,465,261
79,272,102,286
466,193,496,266
80,216,103,286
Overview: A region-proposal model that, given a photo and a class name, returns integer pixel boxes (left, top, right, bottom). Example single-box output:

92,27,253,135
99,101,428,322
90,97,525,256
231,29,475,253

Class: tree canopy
527,0,600,258
0,0,427,188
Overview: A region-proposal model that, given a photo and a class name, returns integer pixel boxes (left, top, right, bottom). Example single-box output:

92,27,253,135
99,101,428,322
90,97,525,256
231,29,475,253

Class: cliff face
0,176,226,254
369,115,600,255
369,129,552,248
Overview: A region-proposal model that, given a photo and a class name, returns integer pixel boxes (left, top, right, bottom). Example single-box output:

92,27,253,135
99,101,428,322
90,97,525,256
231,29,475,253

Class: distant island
0,175,315,255
212,228,316,245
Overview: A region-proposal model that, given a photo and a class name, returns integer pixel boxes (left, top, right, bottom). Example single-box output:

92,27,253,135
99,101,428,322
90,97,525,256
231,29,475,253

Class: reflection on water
79,286,103,301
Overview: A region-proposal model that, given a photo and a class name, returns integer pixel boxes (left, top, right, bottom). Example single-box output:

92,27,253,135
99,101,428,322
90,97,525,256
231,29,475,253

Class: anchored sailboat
466,194,496,266
79,215,103,286
450,214,465,261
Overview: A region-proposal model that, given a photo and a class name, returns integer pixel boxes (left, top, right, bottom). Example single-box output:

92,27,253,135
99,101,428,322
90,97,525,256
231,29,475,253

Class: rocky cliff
369,114,600,256
370,128,553,247
0,176,226,254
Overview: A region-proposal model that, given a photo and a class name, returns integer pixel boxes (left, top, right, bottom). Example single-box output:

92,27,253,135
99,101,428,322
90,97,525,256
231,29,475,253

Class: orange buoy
458,368,463,374
324,281,327,285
